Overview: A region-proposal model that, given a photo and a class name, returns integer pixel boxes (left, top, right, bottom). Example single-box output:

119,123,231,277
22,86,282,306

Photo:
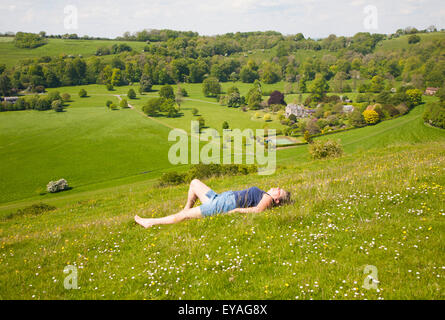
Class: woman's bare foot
134,215,154,228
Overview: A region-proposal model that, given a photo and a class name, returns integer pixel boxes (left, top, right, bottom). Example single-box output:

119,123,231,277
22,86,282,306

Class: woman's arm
228,194,273,214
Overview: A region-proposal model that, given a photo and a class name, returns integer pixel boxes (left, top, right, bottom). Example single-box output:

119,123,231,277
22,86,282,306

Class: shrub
309,139,344,159
349,109,366,127
157,164,257,187
106,100,113,108
34,85,45,93
395,103,409,115
14,32,47,48
423,102,445,129
4,203,56,220
197,116,205,131
408,34,421,44
106,83,114,91
264,114,272,121
139,74,152,93
363,109,379,124
46,179,69,193
110,103,118,110
120,98,128,108
158,172,186,187
61,93,71,102
79,89,87,98
192,108,199,116
127,89,136,99
51,100,64,112
222,121,229,130
202,77,221,97
405,89,423,107
159,85,175,100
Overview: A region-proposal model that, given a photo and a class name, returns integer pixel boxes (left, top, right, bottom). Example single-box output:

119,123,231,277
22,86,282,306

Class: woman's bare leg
184,179,212,209
135,206,203,228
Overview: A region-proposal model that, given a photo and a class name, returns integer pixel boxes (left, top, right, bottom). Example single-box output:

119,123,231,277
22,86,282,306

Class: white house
285,104,315,118
343,105,355,113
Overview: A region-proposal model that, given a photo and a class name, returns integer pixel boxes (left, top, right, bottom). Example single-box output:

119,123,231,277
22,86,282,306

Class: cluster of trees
423,87,445,129
96,43,133,56
1,29,444,104
142,85,179,117
14,32,47,49
0,91,69,112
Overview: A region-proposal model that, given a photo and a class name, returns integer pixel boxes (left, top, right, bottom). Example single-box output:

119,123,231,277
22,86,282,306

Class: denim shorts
199,189,237,217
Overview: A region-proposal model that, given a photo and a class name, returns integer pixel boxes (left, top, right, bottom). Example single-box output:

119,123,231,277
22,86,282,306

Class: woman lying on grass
135,179,291,228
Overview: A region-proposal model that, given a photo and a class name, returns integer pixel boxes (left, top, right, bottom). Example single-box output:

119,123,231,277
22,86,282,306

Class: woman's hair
280,190,292,205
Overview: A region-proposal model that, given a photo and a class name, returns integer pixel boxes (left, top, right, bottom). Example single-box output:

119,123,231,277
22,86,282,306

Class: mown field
0,37,147,68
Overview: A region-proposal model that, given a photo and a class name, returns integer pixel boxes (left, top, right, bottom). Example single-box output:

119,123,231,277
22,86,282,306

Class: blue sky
0,0,444,38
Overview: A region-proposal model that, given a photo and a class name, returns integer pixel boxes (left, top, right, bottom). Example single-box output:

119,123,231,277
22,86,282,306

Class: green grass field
0,78,444,299
0,37,147,68
375,32,445,52
0,139,443,299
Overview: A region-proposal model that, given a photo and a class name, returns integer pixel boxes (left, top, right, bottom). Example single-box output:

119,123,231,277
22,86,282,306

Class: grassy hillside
1,82,443,205
0,82,288,204
0,37,147,68
375,31,445,52
0,138,443,299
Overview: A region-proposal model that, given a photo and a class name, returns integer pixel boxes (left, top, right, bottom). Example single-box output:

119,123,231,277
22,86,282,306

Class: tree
309,73,329,102
240,66,259,83
222,121,229,130
405,89,423,107
106,100,113,108
197,116,205,132
363,109,379,124
51,100,63,112
166,105,178,118
192,108,199,116
306,119,321,135
227,86,239,96
61,93,71,102
349,109,366,127
110,68,123,86
227,92,241,107
159,85,175,100
142,98,160,116
264,114,272,121
120,98,128,108
408,34,421,44
370,75,385,93
0,74,11,97
139,74,152,93
175,85,184,107
304,130,312,143
247,90,262,110
78,89,87,98
127,88,136,99
267,90,286,106
259,62,281,84
202,77,221,97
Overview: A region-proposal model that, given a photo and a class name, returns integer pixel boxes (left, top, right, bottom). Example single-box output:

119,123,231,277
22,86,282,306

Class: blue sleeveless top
233,187,268,208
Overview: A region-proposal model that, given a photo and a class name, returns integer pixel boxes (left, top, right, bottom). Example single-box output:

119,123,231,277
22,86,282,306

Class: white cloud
0,0,444,38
